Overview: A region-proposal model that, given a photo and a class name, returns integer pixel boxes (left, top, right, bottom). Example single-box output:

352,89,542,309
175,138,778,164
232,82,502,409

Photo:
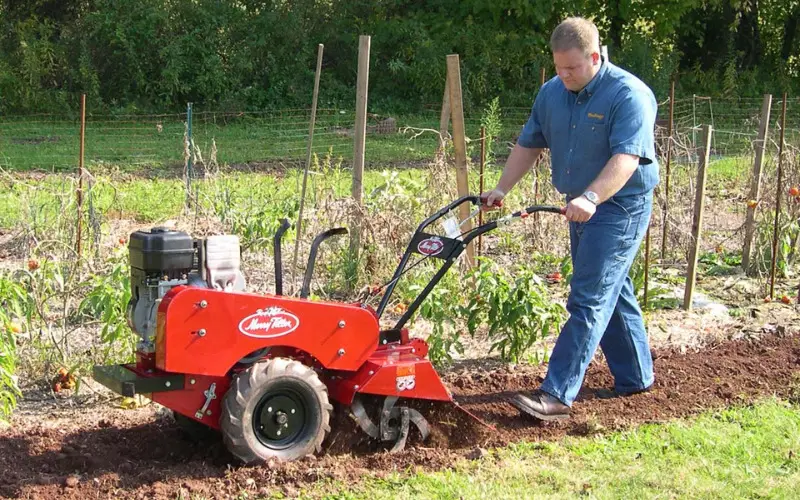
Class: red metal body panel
122,355,229,430
326,339,452,404
152,374,230,430
140,288,452,423
156,286,381,377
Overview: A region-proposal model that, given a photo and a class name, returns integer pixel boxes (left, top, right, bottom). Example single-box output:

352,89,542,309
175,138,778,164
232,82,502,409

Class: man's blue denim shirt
518,59,659,199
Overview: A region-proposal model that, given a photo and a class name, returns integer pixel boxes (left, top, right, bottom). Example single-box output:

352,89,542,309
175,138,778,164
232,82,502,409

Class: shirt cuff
517,136,548,149
611,144,651,165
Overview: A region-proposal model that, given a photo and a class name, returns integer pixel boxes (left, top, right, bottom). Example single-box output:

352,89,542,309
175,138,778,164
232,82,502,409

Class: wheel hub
254,392,306,448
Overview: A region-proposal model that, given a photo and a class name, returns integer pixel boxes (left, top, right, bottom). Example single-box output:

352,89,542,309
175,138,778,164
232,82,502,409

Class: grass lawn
309,398,800,499
0,110,530,172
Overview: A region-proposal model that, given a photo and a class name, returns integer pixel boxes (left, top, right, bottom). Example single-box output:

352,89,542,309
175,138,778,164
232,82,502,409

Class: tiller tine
350,395,430,453
390,408,411,453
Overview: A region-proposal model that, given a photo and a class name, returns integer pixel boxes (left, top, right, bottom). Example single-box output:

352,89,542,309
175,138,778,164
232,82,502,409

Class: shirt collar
579,57,609,97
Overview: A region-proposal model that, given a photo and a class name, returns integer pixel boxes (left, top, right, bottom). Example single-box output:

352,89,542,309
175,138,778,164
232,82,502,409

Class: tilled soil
2,331,799,499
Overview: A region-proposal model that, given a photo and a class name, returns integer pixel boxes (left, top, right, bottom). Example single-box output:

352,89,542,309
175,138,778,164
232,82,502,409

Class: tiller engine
93,196,561,463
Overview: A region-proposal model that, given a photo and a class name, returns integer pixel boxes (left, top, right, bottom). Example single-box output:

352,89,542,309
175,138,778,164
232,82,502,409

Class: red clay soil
2,332,799,499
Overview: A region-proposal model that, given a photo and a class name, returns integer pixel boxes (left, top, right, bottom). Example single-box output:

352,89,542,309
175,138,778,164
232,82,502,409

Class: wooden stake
660,78,676,260
742,94,773,273
350,36,370,271
292,44,324,289
446,54,473,267
76,94,86,261
684,124,713,310
540,66,546,87
769,93,788,299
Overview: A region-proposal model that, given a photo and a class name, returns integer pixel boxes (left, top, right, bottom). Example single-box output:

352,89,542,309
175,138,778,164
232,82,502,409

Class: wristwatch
582,190,599,205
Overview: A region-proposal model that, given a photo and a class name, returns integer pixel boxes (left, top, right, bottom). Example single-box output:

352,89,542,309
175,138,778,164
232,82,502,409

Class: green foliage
204,173,299,253
394,266,466,367
0,238,138,421
2,0,797,114
0,273,27,420
629,249,680,310
479,97,503,166
77,245,135,362
699,249,742,277
462,258,565,363
753,211,800,278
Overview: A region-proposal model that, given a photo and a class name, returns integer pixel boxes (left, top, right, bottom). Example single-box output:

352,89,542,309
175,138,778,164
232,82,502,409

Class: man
481,17,659,421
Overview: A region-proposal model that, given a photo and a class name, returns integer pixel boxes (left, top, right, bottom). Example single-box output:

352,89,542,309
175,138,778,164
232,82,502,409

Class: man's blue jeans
540,191,654,406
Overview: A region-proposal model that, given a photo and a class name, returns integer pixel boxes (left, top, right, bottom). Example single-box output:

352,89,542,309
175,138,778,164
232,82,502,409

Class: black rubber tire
220,358,332,463
173,411,217,441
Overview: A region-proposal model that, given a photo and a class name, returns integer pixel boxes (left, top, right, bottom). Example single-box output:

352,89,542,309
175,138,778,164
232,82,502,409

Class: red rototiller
93,196,562,463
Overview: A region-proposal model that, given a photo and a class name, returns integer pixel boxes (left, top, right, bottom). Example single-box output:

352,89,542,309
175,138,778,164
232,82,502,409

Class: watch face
584,191,598,204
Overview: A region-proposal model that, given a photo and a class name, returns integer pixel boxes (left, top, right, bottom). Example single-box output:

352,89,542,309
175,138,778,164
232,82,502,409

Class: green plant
0,327,19,420
699,249,742,277
203,173,299,253
366,169,426,214
753,212,800,278
394,265,466,367
462,258,565,363
479,97,503,166
0,273,27,420
77,244,135,363
629,249,679,310
312,147,346,202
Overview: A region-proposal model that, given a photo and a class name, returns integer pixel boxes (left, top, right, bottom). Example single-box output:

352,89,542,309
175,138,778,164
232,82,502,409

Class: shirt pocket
578,122,609,153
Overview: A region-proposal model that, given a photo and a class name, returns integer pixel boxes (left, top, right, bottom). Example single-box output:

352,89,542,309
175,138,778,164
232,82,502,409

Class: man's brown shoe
509,390,570,421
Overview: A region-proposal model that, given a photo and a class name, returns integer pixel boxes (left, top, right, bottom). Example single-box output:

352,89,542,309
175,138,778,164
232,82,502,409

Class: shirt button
572,125,576,129
577,101,582,104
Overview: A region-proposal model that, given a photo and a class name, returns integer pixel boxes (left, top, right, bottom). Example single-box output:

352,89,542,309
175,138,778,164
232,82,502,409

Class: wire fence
0,106,530,173
669,96,800,159
2,97,798,169
653,96,800,282
1,95,799,280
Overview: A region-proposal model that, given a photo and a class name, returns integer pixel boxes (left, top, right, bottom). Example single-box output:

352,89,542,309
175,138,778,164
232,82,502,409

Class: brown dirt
2,331,799,500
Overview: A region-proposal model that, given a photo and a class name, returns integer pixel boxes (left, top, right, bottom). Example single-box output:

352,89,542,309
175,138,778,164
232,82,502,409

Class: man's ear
592,51,601,65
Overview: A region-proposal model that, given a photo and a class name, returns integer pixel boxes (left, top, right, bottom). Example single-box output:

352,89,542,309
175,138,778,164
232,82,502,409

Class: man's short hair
550,17,600,56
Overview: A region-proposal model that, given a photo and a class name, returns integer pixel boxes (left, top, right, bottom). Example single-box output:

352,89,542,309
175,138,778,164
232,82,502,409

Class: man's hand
565,196,596,222
480,188,505,211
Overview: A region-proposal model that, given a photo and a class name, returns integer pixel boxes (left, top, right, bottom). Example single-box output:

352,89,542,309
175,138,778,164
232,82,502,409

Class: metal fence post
186,102,193,209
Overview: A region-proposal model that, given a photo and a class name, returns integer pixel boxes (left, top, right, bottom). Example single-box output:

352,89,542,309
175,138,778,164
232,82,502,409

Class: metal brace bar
195,382,217,419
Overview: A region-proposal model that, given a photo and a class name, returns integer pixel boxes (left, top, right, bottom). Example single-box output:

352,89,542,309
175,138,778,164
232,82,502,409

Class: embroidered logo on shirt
587,112,605,120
